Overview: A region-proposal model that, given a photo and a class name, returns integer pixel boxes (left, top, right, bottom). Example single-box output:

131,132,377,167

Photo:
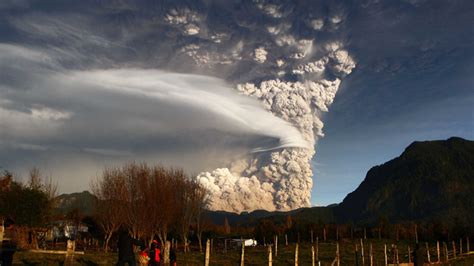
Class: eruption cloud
0,0,357,211
72,69,310,151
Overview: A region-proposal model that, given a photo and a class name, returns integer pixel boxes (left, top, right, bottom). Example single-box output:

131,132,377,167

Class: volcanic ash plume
189,1,357,213
197,46,355,212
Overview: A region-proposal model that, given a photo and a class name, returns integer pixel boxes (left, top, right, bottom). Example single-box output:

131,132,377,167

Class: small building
50,221,88,240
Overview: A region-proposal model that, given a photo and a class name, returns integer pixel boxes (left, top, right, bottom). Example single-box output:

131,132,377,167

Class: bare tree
28,167,57,201
177,180,207,252
150,167,183,245
91,167,127,252
194,186,210,253
26,168,57,249
122,163,149,240
91,162,209,250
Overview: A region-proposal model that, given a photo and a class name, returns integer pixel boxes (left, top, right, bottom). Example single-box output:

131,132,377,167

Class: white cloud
254,47,268,63
184,24,200,35
310,19,324,30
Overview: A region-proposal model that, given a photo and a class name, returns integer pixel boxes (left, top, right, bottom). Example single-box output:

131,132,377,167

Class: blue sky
311,0,474,205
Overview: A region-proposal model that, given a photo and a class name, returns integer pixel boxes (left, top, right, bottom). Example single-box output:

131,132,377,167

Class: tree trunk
198,233,203,253
104,234,111,252
183,236,189,253
0,218,4,244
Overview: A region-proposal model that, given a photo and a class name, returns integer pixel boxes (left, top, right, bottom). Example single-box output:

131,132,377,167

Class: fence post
316,237,319,262
452,241,456,259
240,238,245,266
311,230,314,244
64,239,76,266
443,242,448,262
336,242,340,266
164,240,171,264
395,245,399,265
384,244,388,266
295,243,299,266
467,237,470,254
360,239,365,266
415,224,418,244
408,245,411,264
274,235,278,257
369,243,373,266
312,245,315,266
210,238,213,255
0,220,3,245
268,245,272,266
425,242,430,263
205,239,210,266
437,241,440,262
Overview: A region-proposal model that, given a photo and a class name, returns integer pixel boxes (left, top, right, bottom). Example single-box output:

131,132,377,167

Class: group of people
117,227,176,266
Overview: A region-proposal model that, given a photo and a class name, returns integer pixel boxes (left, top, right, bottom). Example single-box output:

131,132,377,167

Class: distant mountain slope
207,206,335,227
336,137,474,226
55,191,96,216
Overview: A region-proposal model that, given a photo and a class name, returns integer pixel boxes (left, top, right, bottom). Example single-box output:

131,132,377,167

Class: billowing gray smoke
197,42,355,212
0,0,355,212
190,3,357,212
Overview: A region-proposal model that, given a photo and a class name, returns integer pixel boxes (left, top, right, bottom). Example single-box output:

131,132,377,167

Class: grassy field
11,239,474,265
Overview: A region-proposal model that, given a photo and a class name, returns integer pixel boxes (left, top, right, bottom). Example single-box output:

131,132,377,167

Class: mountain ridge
55,137,474,231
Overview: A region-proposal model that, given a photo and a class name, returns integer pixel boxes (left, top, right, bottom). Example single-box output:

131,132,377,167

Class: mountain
335,137,474,226
54,191,97,217
53,137,474,231
210,137,474,230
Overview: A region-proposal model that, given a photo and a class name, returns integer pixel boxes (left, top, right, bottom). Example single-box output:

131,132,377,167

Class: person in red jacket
148,240,161,266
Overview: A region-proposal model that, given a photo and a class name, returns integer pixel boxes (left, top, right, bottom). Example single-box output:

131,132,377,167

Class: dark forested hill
210,137,474,232
335,137,474,226
55,191,96,216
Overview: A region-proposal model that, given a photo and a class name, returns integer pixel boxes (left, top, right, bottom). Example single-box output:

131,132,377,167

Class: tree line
1,162,471,253
0,168,57,249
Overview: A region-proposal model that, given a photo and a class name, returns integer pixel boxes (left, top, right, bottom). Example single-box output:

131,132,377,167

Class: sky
0,0,473,210
312,0,474,205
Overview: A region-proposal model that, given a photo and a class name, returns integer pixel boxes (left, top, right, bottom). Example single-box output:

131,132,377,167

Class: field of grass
11,239,474,265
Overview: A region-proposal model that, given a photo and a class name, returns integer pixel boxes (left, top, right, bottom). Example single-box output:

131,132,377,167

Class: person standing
116,226,144,266
148,240,161,266
169,247,177,266
413,243,425,266
1,218,17,266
